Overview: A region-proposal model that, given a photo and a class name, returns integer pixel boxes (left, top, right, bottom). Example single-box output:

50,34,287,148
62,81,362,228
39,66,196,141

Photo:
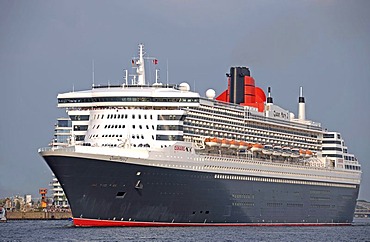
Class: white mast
136,44,146,85
155,69,160,84
123,69,128,86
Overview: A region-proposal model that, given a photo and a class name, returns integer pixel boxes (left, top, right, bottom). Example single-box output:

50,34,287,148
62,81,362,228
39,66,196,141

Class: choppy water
0,219,369,241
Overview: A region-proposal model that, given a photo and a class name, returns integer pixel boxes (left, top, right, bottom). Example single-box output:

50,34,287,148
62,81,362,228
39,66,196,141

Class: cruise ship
39,44,361,227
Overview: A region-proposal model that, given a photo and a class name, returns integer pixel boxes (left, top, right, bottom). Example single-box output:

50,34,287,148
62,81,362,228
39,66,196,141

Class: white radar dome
206,89,216,99
152,82,163,87
179,82,190,91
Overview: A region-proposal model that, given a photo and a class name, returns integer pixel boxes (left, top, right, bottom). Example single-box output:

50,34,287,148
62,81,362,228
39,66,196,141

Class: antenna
166,59,169,86
92,59,95,87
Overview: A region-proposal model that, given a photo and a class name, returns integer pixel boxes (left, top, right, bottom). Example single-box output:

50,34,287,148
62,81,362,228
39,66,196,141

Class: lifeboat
220,139,231,148
262,144,273,155
238,141,248,150
305,150,313,158
204,137,220,147
282,147,291,157
291,148,300,158
272,146,282,156
229,140,239,149
251,143,263,152
299,149,306,157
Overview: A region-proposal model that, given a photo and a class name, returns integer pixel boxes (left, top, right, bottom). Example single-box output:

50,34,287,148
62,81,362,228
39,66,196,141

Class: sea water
0,218,369,241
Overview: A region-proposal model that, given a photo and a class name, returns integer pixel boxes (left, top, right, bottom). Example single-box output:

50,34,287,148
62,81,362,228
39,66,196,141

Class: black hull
43,155,359,224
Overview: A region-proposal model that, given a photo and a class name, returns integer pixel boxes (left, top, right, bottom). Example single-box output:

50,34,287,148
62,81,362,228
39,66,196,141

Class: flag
153,59,158,65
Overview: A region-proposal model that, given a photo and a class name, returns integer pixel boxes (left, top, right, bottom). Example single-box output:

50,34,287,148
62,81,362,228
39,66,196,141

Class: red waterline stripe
72,218,351,227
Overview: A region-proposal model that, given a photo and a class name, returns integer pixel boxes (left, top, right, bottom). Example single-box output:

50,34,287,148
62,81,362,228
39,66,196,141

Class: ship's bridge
57,84,200,109
57,84,199,149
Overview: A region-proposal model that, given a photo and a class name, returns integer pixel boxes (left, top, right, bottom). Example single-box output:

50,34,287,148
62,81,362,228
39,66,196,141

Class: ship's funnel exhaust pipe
267,87,273,104
229,67,251,104
298,86,305,121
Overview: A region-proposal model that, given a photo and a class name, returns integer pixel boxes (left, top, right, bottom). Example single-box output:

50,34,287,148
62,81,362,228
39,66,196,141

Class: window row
58,97,199,104
94,113,156,120
214,174,356,189
75,135,85,141
101,143,151,148
104,124,126,129
69,115,89,121
323,154,343,158
156,135,184,141
132,135,155,140
323,133,341,139
322,147,343,151
57,120,72,127
158,114,186,121
322,140,342,144
231,194,254,199
157,125,183,131
74,125,88,131
345,165,361,171
344,155,356,161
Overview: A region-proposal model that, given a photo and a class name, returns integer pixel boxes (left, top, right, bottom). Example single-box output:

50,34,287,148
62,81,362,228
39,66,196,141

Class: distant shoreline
5,211,72,220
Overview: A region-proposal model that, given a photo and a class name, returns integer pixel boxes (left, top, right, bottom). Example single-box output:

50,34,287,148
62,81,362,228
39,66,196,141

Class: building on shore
355,200,370,218
50,176,69,208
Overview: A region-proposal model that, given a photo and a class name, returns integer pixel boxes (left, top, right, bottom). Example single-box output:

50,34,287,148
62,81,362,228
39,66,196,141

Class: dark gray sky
1,0,369,200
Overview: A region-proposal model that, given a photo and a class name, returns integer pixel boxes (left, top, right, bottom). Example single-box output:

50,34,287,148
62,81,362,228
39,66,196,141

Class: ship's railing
199,151,328,170
92,83,178,89
248,113,322,132
38,147,76,152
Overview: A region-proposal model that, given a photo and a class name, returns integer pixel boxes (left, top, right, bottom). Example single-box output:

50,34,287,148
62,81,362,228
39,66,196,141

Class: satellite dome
152,82,163,87
206,89,216,99
179,82,190,91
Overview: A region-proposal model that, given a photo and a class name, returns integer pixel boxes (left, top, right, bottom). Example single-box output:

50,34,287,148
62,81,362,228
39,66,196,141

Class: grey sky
0,0,369,200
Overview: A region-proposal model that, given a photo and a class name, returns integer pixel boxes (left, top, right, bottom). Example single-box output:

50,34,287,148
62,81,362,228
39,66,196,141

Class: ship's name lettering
109,156,128,162
273,110,288,119
174,145,192,152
